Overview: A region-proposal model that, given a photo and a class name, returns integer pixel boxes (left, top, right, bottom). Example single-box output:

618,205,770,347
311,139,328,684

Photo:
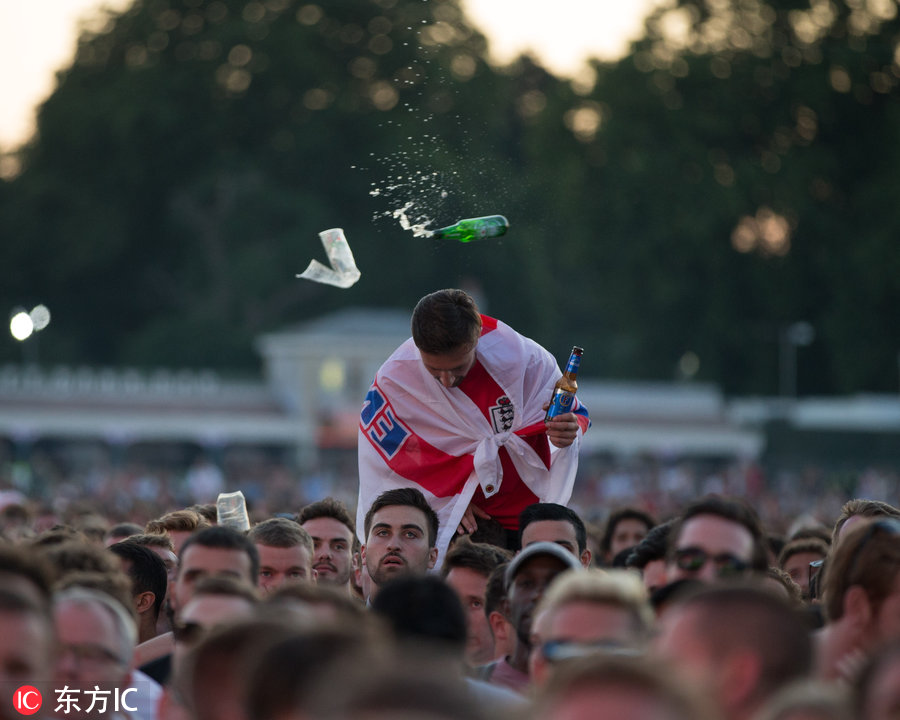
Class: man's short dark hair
600,507,657,556
108,540,169,619
668,495,769,572
668,583,813,700
246,627,381,720
518,503,588,554
626,519,675,570
106,523,144,543
179,526,260,581
183,618,295,719
297,497,356,536
411,289,482,355
789,525,832,546
440,537,512,578
248,518,313,553
777,538,828,568
371,575,467,653
364,488,439,548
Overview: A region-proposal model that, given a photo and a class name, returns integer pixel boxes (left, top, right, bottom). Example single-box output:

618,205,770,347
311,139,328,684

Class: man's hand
543,404,580,448
457,502,492,536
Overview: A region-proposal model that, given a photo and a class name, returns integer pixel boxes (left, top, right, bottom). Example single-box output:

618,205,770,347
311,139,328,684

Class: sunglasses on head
673,547,749,577
541,639,642,663
845,518,900,577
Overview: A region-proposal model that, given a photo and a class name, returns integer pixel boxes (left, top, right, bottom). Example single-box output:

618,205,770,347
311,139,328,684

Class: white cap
505,541,582,589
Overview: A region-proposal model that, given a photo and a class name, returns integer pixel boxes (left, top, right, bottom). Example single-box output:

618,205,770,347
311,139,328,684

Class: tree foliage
0,0,898,395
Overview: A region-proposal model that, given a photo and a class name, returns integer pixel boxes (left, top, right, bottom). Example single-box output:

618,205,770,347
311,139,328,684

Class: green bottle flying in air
430,215,509,243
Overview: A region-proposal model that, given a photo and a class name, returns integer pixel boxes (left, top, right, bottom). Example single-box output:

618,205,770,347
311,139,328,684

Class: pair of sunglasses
673,546,749,577
541,639,641,663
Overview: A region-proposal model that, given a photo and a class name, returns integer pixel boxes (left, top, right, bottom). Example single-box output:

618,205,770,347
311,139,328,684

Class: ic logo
13,686,42,715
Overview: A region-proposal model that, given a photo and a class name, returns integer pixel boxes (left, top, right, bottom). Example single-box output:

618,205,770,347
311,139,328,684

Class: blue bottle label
546,389,575,419
565,354,581,374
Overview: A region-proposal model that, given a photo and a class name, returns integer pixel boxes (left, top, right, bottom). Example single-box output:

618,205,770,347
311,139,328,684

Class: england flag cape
357,316,584,563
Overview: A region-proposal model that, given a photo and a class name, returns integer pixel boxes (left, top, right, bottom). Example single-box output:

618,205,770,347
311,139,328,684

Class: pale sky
0,0,662,150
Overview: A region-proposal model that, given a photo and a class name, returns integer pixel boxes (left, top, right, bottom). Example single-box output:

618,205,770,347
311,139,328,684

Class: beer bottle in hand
430,215,509,243
545,346,583,421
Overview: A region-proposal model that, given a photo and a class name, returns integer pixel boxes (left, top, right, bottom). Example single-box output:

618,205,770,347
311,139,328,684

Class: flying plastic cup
296,228,361,289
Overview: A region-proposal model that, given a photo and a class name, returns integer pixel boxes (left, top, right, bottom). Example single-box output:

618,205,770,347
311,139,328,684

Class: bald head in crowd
654,582,813,720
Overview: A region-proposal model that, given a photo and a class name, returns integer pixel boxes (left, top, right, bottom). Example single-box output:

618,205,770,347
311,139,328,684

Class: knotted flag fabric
357,316,588,563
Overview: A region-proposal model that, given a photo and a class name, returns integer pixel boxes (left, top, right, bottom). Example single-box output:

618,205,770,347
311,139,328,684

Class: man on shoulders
358,288,590,563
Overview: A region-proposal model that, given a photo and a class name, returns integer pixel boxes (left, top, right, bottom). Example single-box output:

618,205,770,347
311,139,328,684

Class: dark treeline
1,0,898,395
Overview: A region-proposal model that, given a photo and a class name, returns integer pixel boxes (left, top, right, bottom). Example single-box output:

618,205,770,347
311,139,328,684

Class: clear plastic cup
216,490,250,532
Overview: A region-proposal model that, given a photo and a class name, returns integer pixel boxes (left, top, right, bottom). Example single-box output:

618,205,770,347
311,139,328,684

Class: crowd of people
1,488,900,720
2,288,899,720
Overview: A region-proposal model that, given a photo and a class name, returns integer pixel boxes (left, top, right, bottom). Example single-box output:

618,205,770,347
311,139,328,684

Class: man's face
781,551,823,598
610,519,650,559
521,520,586,566
537,600,639,649
529,601,641,686
173,545,254,613
54,600,130,698
149,546,179,584
667,514,754,583
419,343,477,388
505,555,571,647
362,505,437,587
0,610,54,711
172,593,257,671
642,558,668,595
302,516,354,587
255,544,314,593
445,566,495,667
652,605,718,697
